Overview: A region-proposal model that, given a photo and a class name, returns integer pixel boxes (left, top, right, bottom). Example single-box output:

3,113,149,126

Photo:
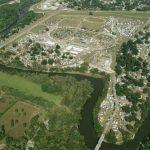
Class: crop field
0,101,44,138
0,96,16,114
0,72,62,102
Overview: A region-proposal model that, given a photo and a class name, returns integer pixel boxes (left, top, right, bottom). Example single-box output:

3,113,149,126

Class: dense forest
0,0,42,39
65,0,150,11
0,0,11,5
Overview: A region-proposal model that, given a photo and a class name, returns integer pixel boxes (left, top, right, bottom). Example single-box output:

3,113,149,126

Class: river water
74,74,150,150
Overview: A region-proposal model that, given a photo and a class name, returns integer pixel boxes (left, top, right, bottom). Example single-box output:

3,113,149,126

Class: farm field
0,101,44,138
0,96,16,115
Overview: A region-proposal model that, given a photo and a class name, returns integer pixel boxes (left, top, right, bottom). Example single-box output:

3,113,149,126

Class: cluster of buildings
105,17,143,37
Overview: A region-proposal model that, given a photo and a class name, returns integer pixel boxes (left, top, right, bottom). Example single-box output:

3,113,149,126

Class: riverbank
0,64,107,150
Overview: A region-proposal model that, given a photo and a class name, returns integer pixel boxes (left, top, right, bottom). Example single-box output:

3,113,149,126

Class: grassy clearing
81,20,104,31
31,24,47,33
0,101,44,138
59,18,81,27
61,10,150,18
45,14,64,24
0,71,62,102
86,16,105,22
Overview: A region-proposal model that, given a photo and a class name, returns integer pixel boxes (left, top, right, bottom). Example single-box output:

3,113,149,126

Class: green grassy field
31,24,47,33
81,20,104,31
0,71,62,102
59,18,81,27
60,10,150,19
38,10,150,20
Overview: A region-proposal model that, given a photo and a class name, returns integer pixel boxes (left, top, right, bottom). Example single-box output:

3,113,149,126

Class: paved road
0,12,60,49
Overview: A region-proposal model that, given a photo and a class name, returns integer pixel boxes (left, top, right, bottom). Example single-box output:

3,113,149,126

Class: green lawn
52,10,150,19
0,71,62,102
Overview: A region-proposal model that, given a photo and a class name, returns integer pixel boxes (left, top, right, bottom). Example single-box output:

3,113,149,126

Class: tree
48,58,54,65
56,44,60,49
126,124,133,131
90,68,99,74
119,128,131,142
89,12,93,15
76,62,89,73
0,125,5,140
105,130,117,143
11,119,15,127
12,42,18,47
55,49,61,56
121,105,131,113
115,64,122,75
41,59,47,65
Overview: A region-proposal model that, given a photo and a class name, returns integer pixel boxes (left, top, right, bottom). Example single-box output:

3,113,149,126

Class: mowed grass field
0,71,62,102
58,10,150,19
59,18,81,27
0,101,44,138
81,20,104,31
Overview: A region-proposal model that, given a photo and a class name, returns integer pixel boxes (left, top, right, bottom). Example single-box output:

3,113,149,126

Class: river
0,64,149,150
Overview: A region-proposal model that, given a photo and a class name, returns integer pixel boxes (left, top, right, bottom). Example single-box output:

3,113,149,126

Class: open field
57,10,150,19
0,101,44,138
59,18,81,28
0,72,62,102
0,96,16,114
31,24,47,33
81,20,104,31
